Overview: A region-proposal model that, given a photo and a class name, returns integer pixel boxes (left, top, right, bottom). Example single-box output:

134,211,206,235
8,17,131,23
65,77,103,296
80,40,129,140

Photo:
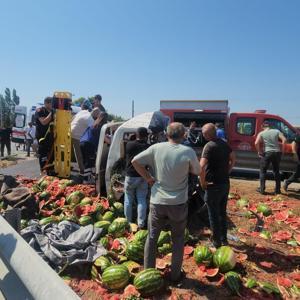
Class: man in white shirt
71,100,93,176
24,122,35,157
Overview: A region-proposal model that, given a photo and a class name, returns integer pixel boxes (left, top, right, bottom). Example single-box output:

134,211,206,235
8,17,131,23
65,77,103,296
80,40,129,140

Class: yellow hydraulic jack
52,91,72,178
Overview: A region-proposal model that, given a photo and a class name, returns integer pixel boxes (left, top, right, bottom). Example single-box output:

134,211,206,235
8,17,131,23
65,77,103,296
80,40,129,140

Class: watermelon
126,242,144,262
257,203,272,217
122,261,141,279
107,192,116,204
94,256,111,272
39,180,50,190
193,245,213,266
134,268,164,296
99,236,109,248
259,282,280,295
39,216,59,226
95,211,103,222
102,265,130,290
245,278,257,288
91,265,99,280
108,218,130,238
134,230,148,245
225,271,241,296
78,215,93,226
236,197,249,208
39,191,51,200
158,243,172,256
274,210,289,222
94,220,111,236
102,211,115,223
111,202,124,216
206,268,219,277
80,197,93,205
66,191,85,205
157,231,171,247
259,230,271,240
213,246,236,273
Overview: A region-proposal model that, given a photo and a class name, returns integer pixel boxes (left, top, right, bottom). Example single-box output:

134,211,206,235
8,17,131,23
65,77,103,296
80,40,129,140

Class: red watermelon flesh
273,230,292,241
206,268,219,277
274,210,289,222
183,246,194,255
123,284,140,297
277,276,293,288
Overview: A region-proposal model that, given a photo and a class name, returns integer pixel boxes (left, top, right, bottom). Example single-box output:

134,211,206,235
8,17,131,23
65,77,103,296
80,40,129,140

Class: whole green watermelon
213,246,236,273
134,268,164,296
102,265,130,290
193,245,213,266
99,236,109,248
126,242,144,262
134,230,148,245
157,231,171,247
94,220,111,235
111,202,124,217
102,211,115,223
108,218,130,237
78,215,93,226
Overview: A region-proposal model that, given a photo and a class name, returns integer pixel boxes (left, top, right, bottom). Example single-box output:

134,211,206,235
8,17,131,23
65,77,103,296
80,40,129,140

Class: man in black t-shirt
124,127,149,228
35,97,54,173
200,123,235,248
283,135,300,191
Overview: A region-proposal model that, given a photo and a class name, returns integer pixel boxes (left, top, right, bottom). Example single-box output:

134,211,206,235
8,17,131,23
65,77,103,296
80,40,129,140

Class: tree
0,88,16,128
73,97,85,106
12,89,20,105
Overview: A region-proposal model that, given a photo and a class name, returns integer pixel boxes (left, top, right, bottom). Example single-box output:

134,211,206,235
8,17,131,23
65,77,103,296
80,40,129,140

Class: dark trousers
1,139,11,156
144,203,188,281
26,139,33,156
38,135,54,172
286,163,300,186
80,141,96,179
259,152,281,193
204,183,230,247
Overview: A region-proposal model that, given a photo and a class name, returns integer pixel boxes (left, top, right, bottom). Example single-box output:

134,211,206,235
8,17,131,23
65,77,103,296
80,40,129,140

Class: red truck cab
160,100,299,173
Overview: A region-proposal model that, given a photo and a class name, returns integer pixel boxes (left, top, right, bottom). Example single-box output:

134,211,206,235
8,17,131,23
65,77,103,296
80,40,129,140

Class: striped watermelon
78,215,93,226
102,211,115,222
134,230,148,245
193,245,213,266
66,191,85,205
111,202,124,217
102,265,130,290
94,220,111,235
134,268,164,296
126,242,144,262
108,218,130,237
225,271,241,296
99,236,109,248
157,231,171,247
213,246,236,273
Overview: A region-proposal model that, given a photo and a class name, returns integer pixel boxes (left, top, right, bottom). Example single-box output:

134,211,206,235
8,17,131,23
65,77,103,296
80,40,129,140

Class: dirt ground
68,177,300,299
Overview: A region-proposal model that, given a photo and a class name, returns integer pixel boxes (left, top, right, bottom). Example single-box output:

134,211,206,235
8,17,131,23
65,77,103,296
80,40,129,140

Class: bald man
200,123,235,248
132,122,200,283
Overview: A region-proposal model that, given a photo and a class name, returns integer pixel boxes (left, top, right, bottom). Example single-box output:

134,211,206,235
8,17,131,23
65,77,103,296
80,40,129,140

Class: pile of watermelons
4,176,300,299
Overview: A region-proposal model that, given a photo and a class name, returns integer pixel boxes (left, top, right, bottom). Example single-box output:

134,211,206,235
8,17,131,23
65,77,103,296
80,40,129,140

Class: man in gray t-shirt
255,121,286,194
132,122,200,282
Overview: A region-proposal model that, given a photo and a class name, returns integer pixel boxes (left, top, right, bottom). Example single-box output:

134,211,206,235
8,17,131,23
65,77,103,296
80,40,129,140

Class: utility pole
132,100,134,118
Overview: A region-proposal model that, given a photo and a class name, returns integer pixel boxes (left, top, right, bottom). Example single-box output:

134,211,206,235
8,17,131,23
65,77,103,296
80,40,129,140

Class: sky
0,0,299,123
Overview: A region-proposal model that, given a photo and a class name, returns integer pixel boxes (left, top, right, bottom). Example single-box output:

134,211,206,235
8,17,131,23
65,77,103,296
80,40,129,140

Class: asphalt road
1,157,40,178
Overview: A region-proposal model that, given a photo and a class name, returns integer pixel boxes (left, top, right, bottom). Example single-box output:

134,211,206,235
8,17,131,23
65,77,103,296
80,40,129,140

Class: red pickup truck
160,100,299,173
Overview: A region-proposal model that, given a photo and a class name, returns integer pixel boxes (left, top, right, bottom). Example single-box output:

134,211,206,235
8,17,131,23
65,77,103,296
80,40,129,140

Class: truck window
264,118,296,142
236,117,255,136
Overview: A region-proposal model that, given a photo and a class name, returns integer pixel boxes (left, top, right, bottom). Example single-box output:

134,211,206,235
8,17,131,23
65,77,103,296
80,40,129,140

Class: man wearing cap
93,94,106,113
255,121,286,194
124,127,149,229
71,100,93,177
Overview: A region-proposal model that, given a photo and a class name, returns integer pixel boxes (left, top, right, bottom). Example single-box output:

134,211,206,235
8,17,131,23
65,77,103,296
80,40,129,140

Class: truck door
229,114,259,170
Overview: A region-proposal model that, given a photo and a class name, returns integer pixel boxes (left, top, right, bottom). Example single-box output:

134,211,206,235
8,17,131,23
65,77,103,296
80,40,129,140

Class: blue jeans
204,183,230,247
124,176,148,227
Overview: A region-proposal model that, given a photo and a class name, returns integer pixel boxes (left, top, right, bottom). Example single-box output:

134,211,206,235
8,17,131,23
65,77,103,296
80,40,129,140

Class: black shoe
256,188,266,195
283,180,288,192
